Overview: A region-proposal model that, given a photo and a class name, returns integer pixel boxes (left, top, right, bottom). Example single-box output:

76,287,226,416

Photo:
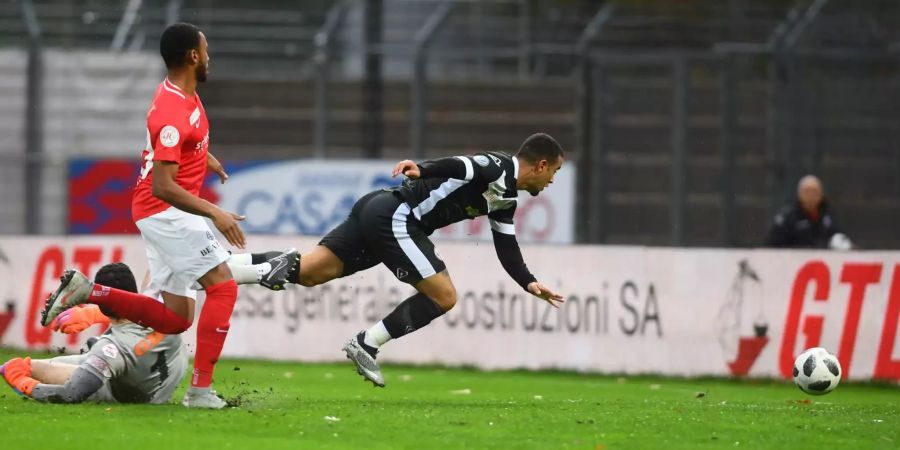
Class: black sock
381,293,445,339
251,250,283,264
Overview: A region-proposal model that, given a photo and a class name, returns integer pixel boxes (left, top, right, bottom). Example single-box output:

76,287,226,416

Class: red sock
191,279,238,388
89,284,191,334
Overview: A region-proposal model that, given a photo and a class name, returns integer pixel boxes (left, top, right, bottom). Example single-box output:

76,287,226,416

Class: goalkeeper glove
51,305,111,334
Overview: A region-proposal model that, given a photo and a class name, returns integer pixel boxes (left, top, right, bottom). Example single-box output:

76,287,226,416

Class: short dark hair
515,133,564,165
159,22,202,69
94,262,138,319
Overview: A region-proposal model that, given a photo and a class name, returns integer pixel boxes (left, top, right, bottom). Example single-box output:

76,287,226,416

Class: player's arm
207,152,228,184
152,160,222,217
392,156,474,180
50,305,111,334
489,207,564,308
152,161,246,248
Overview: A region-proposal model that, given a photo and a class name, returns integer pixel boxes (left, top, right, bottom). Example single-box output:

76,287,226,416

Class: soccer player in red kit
41,23,296,409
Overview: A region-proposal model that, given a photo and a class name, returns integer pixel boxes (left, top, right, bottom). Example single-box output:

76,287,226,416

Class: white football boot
41,269,94,326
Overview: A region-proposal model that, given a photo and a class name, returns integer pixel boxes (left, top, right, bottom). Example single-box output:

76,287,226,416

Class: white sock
228,252,253,265
227,262,271,285
254,262,272,280
364,321,392,348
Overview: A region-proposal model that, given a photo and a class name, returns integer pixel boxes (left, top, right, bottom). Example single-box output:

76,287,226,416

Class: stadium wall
0,237,897,382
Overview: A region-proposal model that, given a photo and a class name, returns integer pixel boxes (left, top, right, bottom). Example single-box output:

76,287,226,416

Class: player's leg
1,357,37,396
187,247,306,397
30,358,80,385
343,192,452,386
4,355,112,403
283,196,384,288
41,216,211,331
41,261,192,334
227,249,299,290
187,262,235,399
363,270,455,349
148,214,239,409
289,245,348,287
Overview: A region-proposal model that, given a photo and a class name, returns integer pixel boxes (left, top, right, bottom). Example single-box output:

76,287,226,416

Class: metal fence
2,0,899,249
576,49,900,248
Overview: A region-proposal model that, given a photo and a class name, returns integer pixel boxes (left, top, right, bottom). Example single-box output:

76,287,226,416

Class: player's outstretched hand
207,153,229,184
527,282,564,308
212,209,247,249
51,305,111,334
392,160,420,179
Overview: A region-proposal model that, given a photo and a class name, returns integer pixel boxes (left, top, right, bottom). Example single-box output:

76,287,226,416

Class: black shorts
318,190,446,285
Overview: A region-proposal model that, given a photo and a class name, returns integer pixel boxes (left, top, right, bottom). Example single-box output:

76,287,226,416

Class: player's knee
430,285,457,312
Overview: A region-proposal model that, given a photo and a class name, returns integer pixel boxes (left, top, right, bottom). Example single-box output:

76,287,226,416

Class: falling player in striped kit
274,133,566,387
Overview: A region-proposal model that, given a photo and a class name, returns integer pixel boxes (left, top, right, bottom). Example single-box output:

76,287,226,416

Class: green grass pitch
0,348,897,449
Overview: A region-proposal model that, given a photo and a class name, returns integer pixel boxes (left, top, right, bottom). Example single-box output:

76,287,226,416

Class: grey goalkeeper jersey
80,322,187,404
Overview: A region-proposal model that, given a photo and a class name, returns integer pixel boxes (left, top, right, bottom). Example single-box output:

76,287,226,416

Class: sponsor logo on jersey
160,125,180,148
473,155,490,167
102,343,119,359
195,132,209,151
488,154,502,166
465,206,481,217
396,268,409,280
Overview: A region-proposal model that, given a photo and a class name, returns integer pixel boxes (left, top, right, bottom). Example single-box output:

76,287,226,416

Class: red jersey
132,78,211,222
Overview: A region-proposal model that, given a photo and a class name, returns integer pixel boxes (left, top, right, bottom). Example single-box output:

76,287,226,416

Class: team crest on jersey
465,206,481,217
160,125,180,147
102,343,119,359
473,155,490,167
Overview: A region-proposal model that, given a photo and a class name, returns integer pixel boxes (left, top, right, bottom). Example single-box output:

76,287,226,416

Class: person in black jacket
765,175,852,249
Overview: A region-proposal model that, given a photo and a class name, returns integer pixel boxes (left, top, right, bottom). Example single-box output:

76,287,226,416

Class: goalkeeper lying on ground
1,262,187,404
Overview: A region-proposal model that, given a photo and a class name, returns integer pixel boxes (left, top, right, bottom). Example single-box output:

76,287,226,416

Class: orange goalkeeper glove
1,357,38,397
50,304,111,334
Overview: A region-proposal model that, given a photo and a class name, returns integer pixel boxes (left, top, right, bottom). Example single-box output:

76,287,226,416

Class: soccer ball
792,347,842,395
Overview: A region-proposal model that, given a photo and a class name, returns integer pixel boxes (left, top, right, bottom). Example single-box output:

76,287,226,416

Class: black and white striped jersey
391,151,537,290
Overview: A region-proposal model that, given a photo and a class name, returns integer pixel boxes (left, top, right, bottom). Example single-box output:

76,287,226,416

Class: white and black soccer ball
792,347,842,395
